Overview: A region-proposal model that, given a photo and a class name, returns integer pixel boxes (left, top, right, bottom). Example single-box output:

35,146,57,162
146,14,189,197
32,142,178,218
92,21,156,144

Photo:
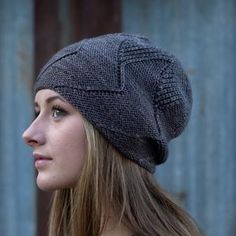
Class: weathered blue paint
122,0,236,235
0,0,36,235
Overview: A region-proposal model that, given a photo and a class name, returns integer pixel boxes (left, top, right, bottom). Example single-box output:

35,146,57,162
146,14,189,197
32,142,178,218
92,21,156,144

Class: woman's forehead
34,89,67,107
35,89,59,99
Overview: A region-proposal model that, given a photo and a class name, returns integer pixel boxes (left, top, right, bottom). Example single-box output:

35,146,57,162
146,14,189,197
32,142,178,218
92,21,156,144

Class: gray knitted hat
34,33,192,173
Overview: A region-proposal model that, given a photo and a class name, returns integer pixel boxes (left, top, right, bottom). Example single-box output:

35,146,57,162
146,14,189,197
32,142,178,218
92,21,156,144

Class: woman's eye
34,111,40,119
52,105,67,118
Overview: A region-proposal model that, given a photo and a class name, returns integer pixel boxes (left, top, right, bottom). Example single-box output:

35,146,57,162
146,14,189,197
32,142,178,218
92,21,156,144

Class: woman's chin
36,173,76,191
36,173,58,191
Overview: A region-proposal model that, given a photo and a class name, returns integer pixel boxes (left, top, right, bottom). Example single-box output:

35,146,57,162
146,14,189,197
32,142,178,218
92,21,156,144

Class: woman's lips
33,153,52,169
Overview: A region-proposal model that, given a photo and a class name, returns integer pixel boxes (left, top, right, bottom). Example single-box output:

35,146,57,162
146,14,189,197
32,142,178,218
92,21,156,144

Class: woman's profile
22,33,201,236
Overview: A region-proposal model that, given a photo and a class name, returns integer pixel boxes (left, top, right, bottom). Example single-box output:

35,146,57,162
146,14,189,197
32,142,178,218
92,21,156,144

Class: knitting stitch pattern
35,33,192,173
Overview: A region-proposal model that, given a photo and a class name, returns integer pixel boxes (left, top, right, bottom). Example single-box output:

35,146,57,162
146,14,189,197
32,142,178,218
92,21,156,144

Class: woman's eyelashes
51,105,68,119
34,110,40,119
33,104,68,120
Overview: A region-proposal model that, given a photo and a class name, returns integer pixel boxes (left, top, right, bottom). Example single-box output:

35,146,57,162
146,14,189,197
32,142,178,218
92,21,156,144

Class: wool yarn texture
34,33,192,173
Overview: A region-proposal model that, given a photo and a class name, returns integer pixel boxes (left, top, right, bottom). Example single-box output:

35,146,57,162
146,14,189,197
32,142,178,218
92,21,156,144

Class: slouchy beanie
34,33,192,173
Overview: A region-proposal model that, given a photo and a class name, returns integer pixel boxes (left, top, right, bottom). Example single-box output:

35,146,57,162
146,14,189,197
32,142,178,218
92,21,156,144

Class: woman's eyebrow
34,95,66,108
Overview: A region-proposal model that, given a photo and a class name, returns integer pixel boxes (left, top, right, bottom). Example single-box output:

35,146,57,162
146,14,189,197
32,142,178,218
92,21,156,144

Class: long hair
48,118,201,236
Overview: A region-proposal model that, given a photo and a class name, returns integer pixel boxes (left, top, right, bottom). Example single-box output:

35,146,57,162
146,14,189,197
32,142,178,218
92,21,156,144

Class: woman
22,33,201,236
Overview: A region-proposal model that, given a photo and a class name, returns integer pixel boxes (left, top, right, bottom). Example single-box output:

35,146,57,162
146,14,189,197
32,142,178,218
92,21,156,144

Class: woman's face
22,89,87,191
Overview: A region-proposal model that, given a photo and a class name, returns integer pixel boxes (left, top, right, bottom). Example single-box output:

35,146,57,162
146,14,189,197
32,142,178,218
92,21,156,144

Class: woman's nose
22,122,45,148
